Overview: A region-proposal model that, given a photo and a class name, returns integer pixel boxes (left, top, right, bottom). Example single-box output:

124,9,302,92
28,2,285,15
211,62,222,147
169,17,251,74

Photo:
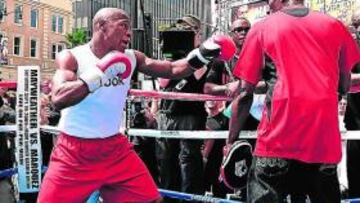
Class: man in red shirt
227,0,360,202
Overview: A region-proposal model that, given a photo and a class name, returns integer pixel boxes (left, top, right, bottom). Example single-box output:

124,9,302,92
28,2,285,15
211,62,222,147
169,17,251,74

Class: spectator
130,101,159,184
0,92,16,203
156,14,209,202
202,100,232,198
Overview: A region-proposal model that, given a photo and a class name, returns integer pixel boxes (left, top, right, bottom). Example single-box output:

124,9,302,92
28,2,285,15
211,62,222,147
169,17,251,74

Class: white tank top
58,44,136,138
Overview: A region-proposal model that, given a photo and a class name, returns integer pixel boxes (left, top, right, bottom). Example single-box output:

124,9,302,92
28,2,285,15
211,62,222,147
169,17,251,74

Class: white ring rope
127,129,360,140
0,125,359,140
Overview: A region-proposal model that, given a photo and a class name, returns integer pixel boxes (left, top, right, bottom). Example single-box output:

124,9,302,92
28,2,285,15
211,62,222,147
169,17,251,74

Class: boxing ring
1,74,360,203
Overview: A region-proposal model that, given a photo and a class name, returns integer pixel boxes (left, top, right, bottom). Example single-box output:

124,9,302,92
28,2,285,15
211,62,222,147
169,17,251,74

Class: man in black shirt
156,15,208,201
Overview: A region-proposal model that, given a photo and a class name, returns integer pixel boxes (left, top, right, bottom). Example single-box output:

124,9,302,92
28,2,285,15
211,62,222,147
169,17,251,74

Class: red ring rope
0,81,17,89
1,81,359,98
0,81,231,101
129,89,232,101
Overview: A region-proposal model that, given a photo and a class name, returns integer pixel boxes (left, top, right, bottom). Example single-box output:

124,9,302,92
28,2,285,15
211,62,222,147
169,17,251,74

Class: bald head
93,8,129,31
90,7,132,54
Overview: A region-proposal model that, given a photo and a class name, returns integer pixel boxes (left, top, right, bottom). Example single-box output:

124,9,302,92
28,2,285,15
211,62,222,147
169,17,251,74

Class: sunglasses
232,27,250,33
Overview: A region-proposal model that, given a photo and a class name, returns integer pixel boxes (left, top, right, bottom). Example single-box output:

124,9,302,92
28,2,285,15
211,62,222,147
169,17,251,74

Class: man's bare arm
339,67,352,96
204,82,229,95
204,80,264,97
51,50,89,110
227,80,255,145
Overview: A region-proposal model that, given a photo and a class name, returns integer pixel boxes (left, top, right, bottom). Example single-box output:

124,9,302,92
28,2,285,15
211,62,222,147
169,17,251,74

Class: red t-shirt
233,9,360,163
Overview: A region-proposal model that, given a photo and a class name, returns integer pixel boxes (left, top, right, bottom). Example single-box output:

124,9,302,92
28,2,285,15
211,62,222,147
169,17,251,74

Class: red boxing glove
212,35,236,61
187,34,236,69
80,51,132,92
97,52,132,79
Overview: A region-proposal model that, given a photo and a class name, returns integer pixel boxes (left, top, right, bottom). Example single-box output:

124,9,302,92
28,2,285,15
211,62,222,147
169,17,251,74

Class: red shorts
37,132,160,203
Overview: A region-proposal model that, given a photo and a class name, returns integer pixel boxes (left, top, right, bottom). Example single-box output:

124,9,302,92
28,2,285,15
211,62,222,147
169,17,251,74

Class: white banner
15,66,42,193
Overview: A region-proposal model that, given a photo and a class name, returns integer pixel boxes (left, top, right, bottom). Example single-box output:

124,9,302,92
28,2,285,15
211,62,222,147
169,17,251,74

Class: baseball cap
176,14,201,31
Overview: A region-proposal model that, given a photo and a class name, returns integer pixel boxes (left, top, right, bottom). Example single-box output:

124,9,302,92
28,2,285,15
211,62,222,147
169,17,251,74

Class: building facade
0,0,73,80
228,0,359,26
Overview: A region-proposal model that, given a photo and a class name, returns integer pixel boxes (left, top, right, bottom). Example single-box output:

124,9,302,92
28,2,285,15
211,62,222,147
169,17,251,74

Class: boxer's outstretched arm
135,35,236,79
51,50,89,110
227,80,255,145
135,51,194,79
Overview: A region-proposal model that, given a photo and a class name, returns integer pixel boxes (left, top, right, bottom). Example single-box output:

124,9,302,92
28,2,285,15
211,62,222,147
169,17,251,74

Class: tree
65,28,87,48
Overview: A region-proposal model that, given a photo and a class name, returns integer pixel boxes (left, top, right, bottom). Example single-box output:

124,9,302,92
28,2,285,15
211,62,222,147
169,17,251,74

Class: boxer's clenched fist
187,35,236,69
80,51,131,92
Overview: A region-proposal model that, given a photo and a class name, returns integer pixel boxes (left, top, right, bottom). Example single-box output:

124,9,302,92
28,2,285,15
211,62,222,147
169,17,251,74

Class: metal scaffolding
213,0,233,34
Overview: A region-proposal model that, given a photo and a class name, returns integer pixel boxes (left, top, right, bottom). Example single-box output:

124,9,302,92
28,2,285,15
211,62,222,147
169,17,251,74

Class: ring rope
0,125,359,140
0,81,17,89
1,80,359,101
127,129,360,140
0,81,232,101
0,166,47,178
129,89,232,101
0,80,359,94
159,189,243,203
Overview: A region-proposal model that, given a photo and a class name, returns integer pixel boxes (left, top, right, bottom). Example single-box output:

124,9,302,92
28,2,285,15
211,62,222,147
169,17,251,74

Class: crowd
0,80,60,203
0,0,360,202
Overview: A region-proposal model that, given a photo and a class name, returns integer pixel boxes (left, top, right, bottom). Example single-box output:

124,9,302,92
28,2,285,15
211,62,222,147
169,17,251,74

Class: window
0,33,8,64
51,44,64,59
51,15,56,32
31,9,38,28
58,16,63,33
30,39,37,57
14,4,23,24
52,15,64,33
76,17,81,28
14,37,22,56
0,0,5,21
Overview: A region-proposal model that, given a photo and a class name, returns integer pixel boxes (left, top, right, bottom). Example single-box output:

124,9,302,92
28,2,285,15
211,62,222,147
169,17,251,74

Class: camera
160,28,195,60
